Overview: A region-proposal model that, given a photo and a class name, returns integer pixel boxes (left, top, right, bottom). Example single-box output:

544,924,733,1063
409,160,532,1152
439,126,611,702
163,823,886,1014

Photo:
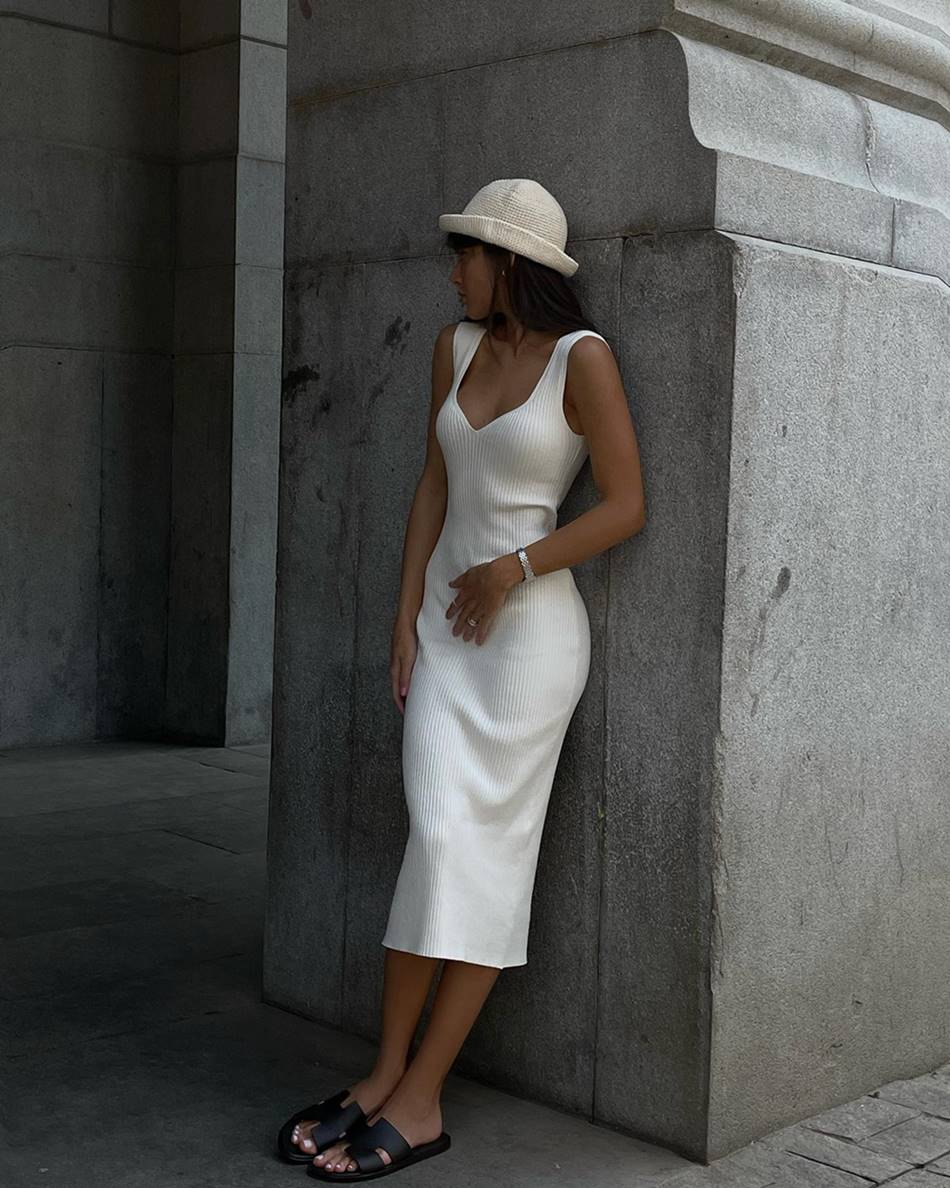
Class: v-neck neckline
452,326,568,434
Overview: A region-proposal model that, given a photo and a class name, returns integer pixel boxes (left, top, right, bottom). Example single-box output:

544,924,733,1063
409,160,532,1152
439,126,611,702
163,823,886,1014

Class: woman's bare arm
491,334,646,589
393,322,457,634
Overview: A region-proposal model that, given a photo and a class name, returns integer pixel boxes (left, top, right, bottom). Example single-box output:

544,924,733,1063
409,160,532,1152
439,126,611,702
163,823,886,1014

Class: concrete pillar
1,1,286,749
264,2,950,1161
167,1,287,744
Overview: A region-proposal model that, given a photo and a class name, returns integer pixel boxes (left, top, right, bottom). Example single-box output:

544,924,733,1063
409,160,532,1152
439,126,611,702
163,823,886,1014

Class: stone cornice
661,0,950,129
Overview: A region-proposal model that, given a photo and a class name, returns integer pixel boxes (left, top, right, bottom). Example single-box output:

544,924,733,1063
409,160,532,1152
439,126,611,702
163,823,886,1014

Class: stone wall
0,2,286,748
265,1,950,1160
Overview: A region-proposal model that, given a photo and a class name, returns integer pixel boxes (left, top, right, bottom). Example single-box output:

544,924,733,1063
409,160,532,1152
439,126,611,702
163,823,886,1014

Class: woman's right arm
390,321,458,713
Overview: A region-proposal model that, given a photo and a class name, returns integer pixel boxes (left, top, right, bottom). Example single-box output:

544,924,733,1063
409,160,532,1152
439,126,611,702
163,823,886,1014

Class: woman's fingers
390,652,414,713
390,662,404,713
451,599,479,637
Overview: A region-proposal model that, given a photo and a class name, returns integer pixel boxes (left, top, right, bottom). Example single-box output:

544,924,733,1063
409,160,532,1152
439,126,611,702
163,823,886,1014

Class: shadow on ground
0,740,694,1188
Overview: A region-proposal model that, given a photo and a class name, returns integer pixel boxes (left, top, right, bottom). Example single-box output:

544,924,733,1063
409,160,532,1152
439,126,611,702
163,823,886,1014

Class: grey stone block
443,32,712,243
174,267,235,353
876,1077,950,1121
803,1094,921,1142
287,0,667,99
0,17,178,157
234,264,283,353
709,234,950,1154
178,40,241,160
176,158,237,268
894,199,950,289
673,33,950,288
0,349,102,748
165,355,235,741
97,353,173,741
926,1151,950,1174
0,255,174,352
0,140,175,265
860,1115,950,1164
242,0,287,45
886,1173,950,1187
236,155,284,267
715,152,894,272
238,39,287,161
179,0,240,50
284,71,443,266
226,351,280,744
861,95,950,222
766,1152,879,1186
109,0,179,49
676,34,871,194
1,1,106,33
758,1120,913,1181
673,1141,843,1187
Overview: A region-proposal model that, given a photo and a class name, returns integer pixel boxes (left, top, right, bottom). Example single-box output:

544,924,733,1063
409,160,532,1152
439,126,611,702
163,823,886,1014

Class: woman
278,178,646,1180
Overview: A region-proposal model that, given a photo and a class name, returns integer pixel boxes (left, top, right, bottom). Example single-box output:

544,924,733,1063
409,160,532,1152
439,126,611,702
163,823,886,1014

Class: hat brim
438,213,579,277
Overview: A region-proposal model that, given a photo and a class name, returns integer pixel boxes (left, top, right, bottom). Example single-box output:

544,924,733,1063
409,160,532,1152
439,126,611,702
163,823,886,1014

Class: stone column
264,2,950,1160
167,1,287,744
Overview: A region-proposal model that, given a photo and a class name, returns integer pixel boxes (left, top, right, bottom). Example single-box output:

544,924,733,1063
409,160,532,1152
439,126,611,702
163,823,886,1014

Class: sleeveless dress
381,319,607,968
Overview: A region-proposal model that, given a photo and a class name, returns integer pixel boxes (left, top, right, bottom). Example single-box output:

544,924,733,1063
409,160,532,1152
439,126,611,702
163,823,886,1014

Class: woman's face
449,244,507,319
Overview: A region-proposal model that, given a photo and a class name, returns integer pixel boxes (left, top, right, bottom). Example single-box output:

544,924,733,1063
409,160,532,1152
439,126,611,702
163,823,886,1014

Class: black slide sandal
306,1115,451,1181
276,1087,368,1164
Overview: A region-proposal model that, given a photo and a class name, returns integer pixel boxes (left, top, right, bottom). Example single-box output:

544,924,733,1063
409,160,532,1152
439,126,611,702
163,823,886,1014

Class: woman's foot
313,1085,443,1174
291,1069,405,1156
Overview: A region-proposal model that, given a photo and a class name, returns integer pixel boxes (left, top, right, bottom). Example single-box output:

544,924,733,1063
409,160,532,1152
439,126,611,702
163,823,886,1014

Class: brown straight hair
444,231,602,341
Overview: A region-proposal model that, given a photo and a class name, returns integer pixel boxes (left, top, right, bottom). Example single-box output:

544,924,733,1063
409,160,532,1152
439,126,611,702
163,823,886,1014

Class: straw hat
438,178,579,277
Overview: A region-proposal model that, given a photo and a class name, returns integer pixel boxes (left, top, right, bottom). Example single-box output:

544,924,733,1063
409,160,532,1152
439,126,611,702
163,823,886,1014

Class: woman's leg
292,948,439,1154
314,956,502,1173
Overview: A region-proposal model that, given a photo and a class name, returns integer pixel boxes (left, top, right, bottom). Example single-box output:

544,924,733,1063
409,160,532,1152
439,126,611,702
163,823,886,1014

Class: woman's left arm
491,333,646,589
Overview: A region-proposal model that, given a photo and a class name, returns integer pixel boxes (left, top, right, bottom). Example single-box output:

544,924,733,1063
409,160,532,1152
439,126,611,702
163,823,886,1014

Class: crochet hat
438,178,579,277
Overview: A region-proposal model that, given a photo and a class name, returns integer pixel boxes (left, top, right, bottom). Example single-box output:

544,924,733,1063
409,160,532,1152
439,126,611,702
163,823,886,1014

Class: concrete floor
6,741,947,1188
0,739,693,1188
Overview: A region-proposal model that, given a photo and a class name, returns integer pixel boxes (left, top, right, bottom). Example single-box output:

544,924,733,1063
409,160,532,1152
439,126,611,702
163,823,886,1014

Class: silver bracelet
516,546,536,583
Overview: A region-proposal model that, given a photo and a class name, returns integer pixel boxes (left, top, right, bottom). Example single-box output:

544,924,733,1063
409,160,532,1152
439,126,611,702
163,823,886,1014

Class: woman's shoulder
435,319,486,362
436,318,476,344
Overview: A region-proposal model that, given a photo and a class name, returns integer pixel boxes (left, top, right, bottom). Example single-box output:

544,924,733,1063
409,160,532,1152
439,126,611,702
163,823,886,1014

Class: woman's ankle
367,1061,407,1089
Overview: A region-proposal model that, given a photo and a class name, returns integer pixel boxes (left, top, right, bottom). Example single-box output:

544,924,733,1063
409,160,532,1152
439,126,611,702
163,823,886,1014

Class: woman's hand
446,553,523,645
390,618,418,714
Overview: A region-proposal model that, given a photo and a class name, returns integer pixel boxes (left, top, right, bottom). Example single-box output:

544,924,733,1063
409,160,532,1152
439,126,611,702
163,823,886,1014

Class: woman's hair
444,232,601,339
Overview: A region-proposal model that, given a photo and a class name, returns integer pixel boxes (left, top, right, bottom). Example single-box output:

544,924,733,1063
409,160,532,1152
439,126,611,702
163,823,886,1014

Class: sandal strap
301,1092,365,1149
347,1116,411,1173
307,1101,363,1148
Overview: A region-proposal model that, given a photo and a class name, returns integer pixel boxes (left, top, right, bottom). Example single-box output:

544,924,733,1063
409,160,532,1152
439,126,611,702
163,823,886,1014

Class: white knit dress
381,319,604,968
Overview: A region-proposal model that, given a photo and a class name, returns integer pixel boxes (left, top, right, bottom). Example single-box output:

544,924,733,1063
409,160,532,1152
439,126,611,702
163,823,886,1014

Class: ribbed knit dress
381,319,605,969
